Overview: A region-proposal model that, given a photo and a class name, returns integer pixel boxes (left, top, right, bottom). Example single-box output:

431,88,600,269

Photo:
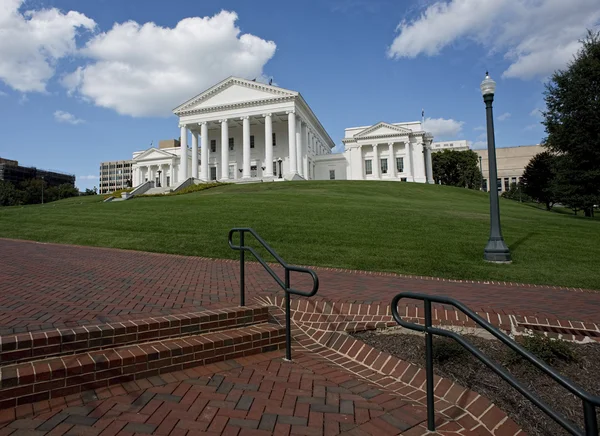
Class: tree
542,30,600,217
521,152,558,210
501,182,531,203
432,149,482,189
0,181,21,206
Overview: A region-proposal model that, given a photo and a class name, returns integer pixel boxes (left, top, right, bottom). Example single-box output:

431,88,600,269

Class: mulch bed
352,329,600,436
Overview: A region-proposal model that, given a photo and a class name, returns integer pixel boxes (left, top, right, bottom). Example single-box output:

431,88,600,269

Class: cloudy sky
0,0,598,189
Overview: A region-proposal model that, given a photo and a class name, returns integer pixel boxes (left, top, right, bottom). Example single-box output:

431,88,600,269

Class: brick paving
1,238,597,434
1,238,599,335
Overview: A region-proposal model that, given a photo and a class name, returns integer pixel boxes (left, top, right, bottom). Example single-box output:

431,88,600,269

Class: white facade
431,139,470,153
331,121,434,183
129,77,434,186
131,77,335,187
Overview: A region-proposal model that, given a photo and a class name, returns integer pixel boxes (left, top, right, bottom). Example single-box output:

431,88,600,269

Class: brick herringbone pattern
0,238,599,336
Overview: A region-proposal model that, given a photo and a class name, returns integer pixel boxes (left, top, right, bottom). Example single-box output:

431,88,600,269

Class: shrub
509,334,576,365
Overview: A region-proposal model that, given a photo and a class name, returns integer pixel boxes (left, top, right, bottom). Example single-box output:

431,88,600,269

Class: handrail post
584,400,598,436
424,299,436,431
284,268,292,361
239,231,245,307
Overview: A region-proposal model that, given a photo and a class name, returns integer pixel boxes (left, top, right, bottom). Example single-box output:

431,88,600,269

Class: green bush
510,334,576,365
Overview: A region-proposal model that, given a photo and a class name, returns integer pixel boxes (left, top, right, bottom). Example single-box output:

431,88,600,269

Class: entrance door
166,176,170,187
210,167,217,181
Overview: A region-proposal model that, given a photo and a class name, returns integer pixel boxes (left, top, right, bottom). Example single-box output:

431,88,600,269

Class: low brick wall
0,323,285,410
0,306,269,365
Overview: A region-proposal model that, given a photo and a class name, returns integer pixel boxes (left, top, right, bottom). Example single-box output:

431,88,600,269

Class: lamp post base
484,238,512,263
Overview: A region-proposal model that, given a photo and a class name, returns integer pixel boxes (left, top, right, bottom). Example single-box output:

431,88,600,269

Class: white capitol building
128,77,435,189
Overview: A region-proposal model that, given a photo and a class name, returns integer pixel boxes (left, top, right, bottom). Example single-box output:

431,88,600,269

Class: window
329,170,335,180
511,177,517,185
504,178,509,191
381,158,388,174
482,179,488,192
273,161,277,176
497,178,502,191
250,165,257,178
401,177,407,182
272,133,276,146
229,137,234,151
396,157,404,172
250,135,255,148
365,159,372,175
210,139,216,153
228,165,234,179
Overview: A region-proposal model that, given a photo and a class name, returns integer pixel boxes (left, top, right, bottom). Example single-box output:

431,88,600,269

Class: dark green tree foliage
501,182,531,203
432,149,482,189
0,180,79,206
520,152,558,209
542,30,600,217
0,181,20,206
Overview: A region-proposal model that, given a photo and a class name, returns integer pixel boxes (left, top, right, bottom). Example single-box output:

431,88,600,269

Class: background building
0,157,75,187
431,139,470,152
99,160,133,194
475,144,543,192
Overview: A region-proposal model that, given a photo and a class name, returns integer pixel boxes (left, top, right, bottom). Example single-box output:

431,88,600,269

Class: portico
130,77,335,188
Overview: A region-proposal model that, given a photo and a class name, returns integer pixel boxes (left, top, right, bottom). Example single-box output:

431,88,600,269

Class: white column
407,142,415,182
191,132,199,179
413,141,426,183
296,119,303,177
287,111,297,175
170,161,174,186
426,147,434,183
220,119,229,181
242,116,251,178
179,125,188,181
357,146,364,180
264,113,273,177
388,142,396,179
303,127,309,179
372,144,380,179
200,122,209,181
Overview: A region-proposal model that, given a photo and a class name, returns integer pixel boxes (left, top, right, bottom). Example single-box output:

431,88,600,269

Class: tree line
0,179,80,206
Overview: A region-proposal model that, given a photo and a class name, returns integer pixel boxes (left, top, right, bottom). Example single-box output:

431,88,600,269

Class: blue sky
1,0,598,190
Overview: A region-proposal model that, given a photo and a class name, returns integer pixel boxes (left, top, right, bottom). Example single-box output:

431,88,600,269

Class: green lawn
1,181,599,290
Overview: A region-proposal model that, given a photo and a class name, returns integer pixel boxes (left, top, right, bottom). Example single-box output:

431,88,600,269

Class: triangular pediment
133,148,177,162
354,122,412,138
173,77,297,114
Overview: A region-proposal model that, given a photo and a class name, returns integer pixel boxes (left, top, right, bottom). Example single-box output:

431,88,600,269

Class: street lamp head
480,72,496,96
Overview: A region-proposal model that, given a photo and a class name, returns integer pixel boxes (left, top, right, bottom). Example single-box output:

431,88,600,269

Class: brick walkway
1,238,599,335
1,238,598,435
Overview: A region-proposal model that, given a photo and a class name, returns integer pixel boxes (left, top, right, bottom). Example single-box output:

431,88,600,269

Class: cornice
178,95,296,117
355,122,413,138
175,78,296,115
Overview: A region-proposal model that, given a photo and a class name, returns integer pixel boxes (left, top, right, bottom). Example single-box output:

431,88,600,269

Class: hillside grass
1,181,598,290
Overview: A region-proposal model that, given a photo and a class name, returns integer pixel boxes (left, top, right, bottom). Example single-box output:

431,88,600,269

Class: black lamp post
277,158,283,179
481,72,511,263
478,156,483,191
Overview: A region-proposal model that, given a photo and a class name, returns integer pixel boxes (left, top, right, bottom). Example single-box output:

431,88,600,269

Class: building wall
431,139,470,152
314,154,347,180
99,160,133,194
474,144,543,192
0,162,75,187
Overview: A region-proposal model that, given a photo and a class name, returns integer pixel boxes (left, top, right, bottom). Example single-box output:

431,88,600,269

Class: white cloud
497,112,511,121
54,110,85,125
530,108,543,119
473,125,485,131
524,123,541,131
423,117,464,139
0,0,95,93
387,0,600,80
63,11,276,117
78,174,97,180
472,141,487,149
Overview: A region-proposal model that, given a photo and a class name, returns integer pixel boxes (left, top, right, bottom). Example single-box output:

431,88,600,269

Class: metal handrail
228,228,319,360
391,292,599,435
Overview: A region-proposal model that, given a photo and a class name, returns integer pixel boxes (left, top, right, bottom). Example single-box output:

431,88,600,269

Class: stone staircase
0,305,285,410
143,186,172,195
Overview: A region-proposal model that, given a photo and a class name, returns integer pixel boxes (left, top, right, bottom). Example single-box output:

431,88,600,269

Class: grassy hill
1,181,598,290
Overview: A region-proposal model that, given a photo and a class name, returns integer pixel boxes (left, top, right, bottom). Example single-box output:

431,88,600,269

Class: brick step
0,305,270,366
0,322,286,410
